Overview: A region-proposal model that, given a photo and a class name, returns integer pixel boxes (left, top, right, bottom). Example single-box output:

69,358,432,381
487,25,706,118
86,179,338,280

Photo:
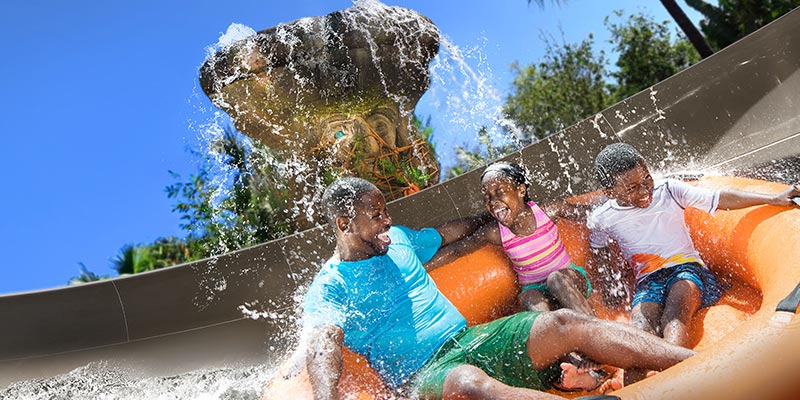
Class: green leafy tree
446,127,518,179
68,262,110,285
450,36,612,178
503,35,612,144
166,126,291,258
659,0,715,58
453,11,701,178
525,0,715,58
607,11,701,101
112,238,197,275
111,244,139,275
686,0,800,50
106,127,292,277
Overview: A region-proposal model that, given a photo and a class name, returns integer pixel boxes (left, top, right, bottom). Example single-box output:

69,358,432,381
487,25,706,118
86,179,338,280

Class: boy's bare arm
306,325,344,400
542,199,594,222
425,223,500,272
718,185,800,210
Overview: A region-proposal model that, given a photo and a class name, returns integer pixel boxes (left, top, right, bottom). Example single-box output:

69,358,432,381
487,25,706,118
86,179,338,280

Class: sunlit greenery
164,127,292,257
68,262,110,285
606,11,700,101
451,10,702,176
686,0,800,50
503,35,611,144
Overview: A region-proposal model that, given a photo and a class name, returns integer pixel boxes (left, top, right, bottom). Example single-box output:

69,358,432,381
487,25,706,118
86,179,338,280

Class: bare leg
631,302,663,336
548,269,593,315
441,364,564,400
661,279,702,347
526,309,695,372
520,289,553,312
626,302,664,385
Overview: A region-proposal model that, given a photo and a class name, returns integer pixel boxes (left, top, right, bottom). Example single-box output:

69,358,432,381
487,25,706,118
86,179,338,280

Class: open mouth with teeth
635,193,653,208
491,204,512,225
376,230,391,246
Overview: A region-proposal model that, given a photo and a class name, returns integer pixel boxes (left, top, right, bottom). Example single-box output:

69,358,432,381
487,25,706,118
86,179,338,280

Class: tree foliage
686,0,800,50
81,126,294,282
68,263,110,285
446,127,518,179
451,11,700,178
607,11,700,101
503,35,612,144
165,126,291,257
112,238,195,275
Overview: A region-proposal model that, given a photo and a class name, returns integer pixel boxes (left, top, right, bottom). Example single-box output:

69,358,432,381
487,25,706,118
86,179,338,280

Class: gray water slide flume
2,6,799,390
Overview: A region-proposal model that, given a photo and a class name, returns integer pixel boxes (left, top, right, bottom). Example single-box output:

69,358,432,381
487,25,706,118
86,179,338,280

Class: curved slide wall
1,7,799,389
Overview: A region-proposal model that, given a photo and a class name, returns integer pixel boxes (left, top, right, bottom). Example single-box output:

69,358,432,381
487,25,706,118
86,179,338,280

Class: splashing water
185,0,533,306
209,24,258,57
17,0,797,397
423,32,528,174
1,361,274,400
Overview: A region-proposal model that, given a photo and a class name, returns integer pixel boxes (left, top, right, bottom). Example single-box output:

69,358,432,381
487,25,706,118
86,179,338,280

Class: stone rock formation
200,3,441,224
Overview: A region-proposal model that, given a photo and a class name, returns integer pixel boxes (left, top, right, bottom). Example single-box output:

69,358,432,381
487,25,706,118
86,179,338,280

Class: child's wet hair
594,143,646,188
481,161,532,202
322,177,379,225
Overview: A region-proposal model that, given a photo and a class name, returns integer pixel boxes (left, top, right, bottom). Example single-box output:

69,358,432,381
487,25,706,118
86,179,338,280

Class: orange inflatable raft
264,176,800,400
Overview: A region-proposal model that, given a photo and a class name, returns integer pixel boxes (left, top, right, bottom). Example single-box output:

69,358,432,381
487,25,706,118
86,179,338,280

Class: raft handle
775,280,800,313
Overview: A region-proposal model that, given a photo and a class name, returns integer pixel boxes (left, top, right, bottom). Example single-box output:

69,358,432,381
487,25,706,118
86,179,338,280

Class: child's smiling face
481,172,528,227
606,163,655,208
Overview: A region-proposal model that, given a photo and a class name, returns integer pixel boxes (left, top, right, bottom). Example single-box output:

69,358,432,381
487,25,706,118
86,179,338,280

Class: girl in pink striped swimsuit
426,162,618,392
430,162,594,314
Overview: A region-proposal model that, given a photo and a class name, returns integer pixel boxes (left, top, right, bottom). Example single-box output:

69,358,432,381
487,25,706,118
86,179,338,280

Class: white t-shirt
588,179,720,282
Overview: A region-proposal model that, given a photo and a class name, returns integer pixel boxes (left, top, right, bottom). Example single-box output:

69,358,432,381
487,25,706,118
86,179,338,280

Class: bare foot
558,362,611,392
598,368,624,394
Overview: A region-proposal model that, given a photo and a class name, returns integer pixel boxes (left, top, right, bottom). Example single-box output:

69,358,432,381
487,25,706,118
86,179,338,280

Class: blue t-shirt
303,226,467,388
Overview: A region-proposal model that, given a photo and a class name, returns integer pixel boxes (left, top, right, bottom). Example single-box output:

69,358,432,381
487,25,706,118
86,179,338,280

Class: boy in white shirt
588,143,799,355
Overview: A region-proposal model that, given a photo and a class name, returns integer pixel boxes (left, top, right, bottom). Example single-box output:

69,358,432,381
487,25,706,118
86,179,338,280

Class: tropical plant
68,262,110,285
450,10,701,178
503,34,612,144
446,127,518,179
111,239,195,275
658,0,715,57
606,11,700,101
685,0,800,50
166,126,291,257
111,244,139,275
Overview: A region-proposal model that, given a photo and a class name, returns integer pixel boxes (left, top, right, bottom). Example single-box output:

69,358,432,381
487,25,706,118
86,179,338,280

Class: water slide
1,6,799,392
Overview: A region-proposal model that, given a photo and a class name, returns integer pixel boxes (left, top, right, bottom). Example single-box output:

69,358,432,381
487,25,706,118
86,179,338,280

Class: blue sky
0,0,702,295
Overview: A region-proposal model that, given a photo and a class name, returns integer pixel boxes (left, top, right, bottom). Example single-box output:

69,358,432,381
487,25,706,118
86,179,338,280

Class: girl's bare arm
425,222,500,272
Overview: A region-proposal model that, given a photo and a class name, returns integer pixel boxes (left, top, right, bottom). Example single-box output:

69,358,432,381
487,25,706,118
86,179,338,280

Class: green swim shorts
520,264,592,299
410,311,560,398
